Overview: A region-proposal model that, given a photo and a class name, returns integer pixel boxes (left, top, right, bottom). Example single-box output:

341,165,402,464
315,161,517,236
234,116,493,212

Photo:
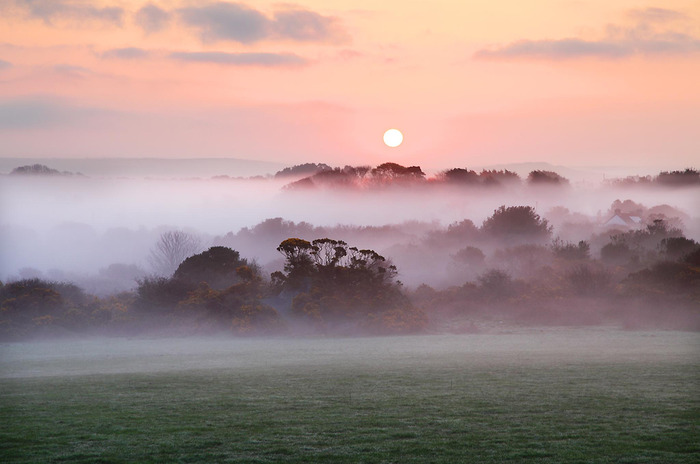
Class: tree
481,205,552,243
276,238,316,291
174,246,251,290
477,269,516,300
148,231,201,276
439,168,479,185
274,238,425,333
527,170,569,186
552,239,590,261
659,237,699,261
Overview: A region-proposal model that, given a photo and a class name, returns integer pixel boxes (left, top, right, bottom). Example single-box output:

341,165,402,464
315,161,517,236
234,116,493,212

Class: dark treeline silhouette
606,168,700,188
274,163,332,179
9,164,82,177
2,200,698,340
277,162,698,191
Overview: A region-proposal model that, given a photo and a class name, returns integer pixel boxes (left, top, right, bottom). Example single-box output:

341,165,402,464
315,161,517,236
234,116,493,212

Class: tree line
1,205,698,340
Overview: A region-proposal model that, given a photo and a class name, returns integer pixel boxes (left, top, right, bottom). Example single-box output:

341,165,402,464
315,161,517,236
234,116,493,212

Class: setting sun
383,129,403,148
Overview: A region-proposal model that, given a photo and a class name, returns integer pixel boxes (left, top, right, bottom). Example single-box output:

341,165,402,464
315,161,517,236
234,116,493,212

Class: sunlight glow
383,129,403,148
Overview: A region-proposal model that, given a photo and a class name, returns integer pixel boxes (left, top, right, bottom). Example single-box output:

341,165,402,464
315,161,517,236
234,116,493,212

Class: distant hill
9,164,79,176
0,158,286,178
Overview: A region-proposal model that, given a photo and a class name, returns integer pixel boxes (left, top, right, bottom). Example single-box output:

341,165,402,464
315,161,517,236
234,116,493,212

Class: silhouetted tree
275,238,425,333
439,168,479,185
656,168,699,187
452,246,486,267
477,269,516,300
659,237,699,261
148,230,201,276
174,246,252,290
274,163,332,179
527,170,569,186
481,205,552,243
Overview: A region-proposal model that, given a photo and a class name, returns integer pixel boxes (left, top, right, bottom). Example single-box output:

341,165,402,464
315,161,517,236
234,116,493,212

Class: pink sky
0,0,698,171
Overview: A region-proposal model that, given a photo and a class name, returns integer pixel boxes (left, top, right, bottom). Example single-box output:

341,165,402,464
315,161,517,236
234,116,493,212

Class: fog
1,171,697,287
2,329,697,379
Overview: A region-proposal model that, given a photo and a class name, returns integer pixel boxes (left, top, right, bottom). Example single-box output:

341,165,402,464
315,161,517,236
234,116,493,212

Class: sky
0,0,699,171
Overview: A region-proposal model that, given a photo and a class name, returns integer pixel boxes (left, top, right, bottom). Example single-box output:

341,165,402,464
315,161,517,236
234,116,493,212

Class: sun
383,129,403,148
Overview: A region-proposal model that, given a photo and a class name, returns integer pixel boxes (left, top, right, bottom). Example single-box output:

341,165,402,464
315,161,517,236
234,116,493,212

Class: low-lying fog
1,172,698,290
1,329,697,379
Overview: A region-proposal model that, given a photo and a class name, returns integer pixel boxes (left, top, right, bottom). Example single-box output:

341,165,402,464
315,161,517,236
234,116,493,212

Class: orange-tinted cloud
169,51,308,67
475,7,700,60
10,0,124,26
134,3,171,34
178,2,348,44
100,47,151,59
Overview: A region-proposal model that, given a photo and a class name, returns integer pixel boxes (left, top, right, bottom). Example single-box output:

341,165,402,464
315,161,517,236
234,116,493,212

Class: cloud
627,7,689,23
101,47,150,59
272,7,348,43
178,3,269,43
134,3,171,33
53,64,91,76
474,9,700,61
0,59,12,70
12,0,124,25
475,39,630,60
169,51,308,67
178,2,347,44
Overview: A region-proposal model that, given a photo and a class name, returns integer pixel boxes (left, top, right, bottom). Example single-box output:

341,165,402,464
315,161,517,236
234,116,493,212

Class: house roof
603,210,642,228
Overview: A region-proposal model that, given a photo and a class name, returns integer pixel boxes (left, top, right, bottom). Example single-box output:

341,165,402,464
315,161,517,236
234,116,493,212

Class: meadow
1,328,698,463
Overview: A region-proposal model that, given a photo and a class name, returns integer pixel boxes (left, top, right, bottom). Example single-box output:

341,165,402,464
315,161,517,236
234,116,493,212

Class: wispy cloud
474,7,700,60
169,51,308,67
11,0,124,26
178,2,348,44
53,64,91,76
271,7,349,43
101,47,150,60
0,59,12,70
134,3,171,34
626,7,689,23
178,2,268,43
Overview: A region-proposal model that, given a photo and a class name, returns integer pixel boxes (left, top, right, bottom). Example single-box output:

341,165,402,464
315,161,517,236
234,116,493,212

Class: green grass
1,331,698,463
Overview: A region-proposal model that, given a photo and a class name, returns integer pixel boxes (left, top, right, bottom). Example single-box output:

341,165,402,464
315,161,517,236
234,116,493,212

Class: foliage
603,219,683,265
451,246,485,266
481,205,552,243
659,236,699,261
371,162,425,180
552,239,590,261
565,264,611,296
174,246,251,290
656,168,700,186
0,278,90,337
135,247,281,333
477,269,519,300
177,269,282,334
135,275,193,312
527,170,569,185
438,168,479,185
275,238,425,333
274,163,332,178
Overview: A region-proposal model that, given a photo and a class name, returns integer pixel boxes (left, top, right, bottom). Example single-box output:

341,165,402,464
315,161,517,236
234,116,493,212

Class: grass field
1,328,698,463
